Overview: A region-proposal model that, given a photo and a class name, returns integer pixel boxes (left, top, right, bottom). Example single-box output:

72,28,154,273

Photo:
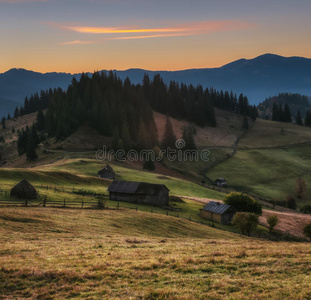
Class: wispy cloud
59,40,94,45
60,20,254,44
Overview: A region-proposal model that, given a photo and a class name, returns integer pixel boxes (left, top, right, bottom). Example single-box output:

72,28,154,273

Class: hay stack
10,179,37,199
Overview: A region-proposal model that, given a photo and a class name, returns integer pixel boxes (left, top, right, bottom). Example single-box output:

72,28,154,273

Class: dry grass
154,108,248,148
0,207,310,299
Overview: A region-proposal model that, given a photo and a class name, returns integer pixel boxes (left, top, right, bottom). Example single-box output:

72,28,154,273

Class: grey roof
215,178,226,182
107,180,169,194
107,181,140,194
202,201,233,215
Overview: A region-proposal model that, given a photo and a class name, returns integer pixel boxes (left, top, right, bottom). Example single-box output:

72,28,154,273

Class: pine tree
305,110,311,127
296,110,303,125
121,123,132,152
1,117,6,129
272,102,279,121
161,116,176,150
143,158,155,171
242,114,249,129
14,106,19,118
283,103,292,123
36,109,45,131
111,127,120,151
182,126,196,150
26,130,38,161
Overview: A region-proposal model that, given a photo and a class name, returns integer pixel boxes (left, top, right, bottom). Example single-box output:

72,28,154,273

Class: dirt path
182,196,311,238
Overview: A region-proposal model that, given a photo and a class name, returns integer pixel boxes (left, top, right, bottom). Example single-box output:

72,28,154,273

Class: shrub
300,204,311,214
303,223,311,241
143,159,155,171
232,212,259,236
224,192,262,215
286,195,296,210
267,215,279,233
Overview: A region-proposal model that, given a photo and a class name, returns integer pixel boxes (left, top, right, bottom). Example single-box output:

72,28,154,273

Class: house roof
98,165,115,175
215,178,226,182
107,180,169,195
202,201,233,215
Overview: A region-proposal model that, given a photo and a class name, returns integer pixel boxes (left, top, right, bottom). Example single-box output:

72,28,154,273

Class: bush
267,215,279,233
224,192,262,215
303,223,311,241
300,205,311,214
286,195,296,210
232,212,259,236
143,159,155,171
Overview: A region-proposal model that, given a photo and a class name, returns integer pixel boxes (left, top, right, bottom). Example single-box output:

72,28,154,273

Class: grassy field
207,145,311,202
238,118,311,149
27,158,225,199
207,116,311,203
0,207,310,299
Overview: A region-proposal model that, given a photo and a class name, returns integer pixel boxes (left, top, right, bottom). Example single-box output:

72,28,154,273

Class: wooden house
215,178,227,187
200,201,235,224
107,180,169,207
98,165,115,179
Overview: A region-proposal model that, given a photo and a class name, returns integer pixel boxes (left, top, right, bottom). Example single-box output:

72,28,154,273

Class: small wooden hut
215,178,227,187
98,165,115,179
10,179,37,199
200,201,235,224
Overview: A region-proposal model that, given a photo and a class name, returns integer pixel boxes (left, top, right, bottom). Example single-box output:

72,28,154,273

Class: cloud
59,40,94,45
60,20,254,44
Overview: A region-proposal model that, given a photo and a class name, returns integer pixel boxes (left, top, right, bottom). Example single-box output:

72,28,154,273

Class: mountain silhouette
1,54,311,117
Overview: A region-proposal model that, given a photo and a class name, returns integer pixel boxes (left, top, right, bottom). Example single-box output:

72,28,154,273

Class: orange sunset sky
0,0,310,73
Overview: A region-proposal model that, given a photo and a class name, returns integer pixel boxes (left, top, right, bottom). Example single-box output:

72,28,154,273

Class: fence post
82,200,84,208
43,195,46,207
63,199,66,207
25,199,28,207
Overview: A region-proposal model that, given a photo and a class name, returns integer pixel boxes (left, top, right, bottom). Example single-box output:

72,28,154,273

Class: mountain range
1,53,311,117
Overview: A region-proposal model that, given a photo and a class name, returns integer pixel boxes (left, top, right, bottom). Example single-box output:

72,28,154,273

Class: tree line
15,71,258,159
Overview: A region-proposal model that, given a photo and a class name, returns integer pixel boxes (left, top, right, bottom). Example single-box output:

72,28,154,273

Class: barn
98,165,115,179
107,180,169,207
200,201,236,224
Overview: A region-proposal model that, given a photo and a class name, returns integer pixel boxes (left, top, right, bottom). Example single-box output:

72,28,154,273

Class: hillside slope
1,207,311,299
207,119,311,202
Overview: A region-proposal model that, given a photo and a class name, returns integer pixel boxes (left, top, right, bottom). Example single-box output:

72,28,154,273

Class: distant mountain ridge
1,53,311,117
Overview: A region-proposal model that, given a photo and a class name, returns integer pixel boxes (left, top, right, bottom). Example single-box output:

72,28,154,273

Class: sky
0,0,311,73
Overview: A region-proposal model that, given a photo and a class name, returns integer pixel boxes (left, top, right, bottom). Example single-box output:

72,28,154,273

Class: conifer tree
242,114,249,129
121,123,132,152
296,110,303,125
161,116,176,150
305,110,311,127
111,127,120,151
283,103,292,123
26,129,38,161
272,102,279,121
36,109,45,131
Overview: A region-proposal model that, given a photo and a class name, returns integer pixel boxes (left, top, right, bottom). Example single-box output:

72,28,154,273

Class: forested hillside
11,71,258,160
